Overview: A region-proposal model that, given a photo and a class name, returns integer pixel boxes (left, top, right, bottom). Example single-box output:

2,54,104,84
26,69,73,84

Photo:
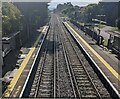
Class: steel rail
56,20,80,98
34,28,52,97
61,20,102,99
19,26,49,98
53,28,56,98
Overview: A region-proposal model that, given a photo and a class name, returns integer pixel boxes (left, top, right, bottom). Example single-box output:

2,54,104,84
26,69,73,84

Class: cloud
50,0,100,3
2,0,51,2
2,0,119,2
102,0,120,2
48,0,100,10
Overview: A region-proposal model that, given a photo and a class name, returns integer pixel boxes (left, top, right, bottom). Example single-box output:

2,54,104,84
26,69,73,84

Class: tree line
55,2,119,28
2,2,21,36
2,2,49,37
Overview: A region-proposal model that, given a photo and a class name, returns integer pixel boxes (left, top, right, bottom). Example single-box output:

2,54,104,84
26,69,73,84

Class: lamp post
84,14,88,35
20,15,24,31
96,14,106,45
0,2,3,95
91,25,94,40
19,15,24,47
96,15,106,33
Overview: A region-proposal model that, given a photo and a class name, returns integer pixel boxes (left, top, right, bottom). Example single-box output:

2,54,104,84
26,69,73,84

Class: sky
50,0,101,3
2,0,120,2
2,0,120,9
48,0,101,10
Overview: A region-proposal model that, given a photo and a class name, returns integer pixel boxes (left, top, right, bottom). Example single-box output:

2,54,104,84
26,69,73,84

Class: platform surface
65,21,120,96
2,26,49,98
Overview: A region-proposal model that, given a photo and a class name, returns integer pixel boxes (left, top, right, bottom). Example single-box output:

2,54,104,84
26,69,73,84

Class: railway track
22,14,111,98
62,22,111,98
29,25,54,97
54,24,76,97
57,15,111,98
36,31,54,97
61,20,111,98
29,16,76,98
57,19,101,98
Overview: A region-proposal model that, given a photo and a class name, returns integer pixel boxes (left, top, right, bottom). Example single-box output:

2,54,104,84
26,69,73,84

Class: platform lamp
96,14,106,45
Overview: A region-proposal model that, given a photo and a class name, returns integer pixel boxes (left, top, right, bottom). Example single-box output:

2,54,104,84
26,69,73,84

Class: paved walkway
94,25,120,39
66,21,120,96
69,22,119,72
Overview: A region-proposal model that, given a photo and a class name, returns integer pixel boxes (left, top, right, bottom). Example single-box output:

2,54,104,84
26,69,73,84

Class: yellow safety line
33,33,42,47
2,26,49,97
65,22,120,81
3,47,35,97
34,26,47,47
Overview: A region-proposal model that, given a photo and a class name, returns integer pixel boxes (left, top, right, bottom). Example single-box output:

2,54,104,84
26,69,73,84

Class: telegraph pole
0,0,3,96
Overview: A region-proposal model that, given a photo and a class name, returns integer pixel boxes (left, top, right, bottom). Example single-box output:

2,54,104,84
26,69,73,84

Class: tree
2,2,21,36
56,2,118,26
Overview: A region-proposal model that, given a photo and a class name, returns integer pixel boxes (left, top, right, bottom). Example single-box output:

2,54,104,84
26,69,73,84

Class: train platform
64,21,120,97
2,26,49,98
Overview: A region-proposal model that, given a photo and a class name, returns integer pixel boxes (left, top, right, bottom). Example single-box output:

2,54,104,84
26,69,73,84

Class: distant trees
56,2,118,26
56,2,73,12
2,2,21,36
56,3,98,23
99,2,118,26
78,4,98,23
2,2,49,37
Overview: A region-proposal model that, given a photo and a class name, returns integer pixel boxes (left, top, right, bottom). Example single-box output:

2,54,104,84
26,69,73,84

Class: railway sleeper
41,80,52,84
78,83,91,86
38,93,52,97
81,90,97,96
29,92,35,97
39,85,52,89
75,75,87,78
39,89,52,92
81,94,97,98
72,68,84,71
42,75,52,78
75,77,88,80
77,80,90,83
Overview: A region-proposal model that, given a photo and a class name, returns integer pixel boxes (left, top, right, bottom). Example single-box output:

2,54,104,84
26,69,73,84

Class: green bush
2,2,21,36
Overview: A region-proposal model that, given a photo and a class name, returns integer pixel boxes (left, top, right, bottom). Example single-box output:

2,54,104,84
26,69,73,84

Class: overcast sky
48,0,120,10
50,0,100,3
2,0,120,10
2,0,120,2
48,0,101,10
